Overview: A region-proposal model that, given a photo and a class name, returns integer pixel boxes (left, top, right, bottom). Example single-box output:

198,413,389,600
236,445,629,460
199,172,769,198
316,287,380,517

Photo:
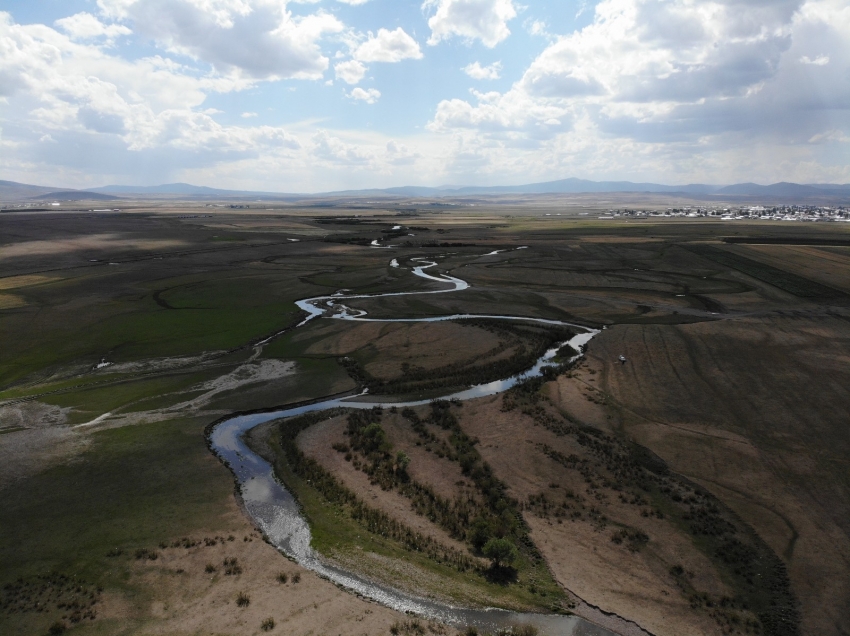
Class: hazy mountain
32,190,121,201
444,178,721,195
91,183,250,196
3,178,849,202
0,179,69,200
716,182,850,196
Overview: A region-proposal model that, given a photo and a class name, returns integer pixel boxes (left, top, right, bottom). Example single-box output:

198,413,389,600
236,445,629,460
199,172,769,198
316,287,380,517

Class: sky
0,0,848,192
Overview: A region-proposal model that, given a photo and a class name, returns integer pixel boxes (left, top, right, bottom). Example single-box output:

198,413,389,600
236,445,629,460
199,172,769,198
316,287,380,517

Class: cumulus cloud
423,0,850,184
430,88,570,138
335,59,367,84
2,0,849,191
348,87,381,103
423,0,517,48
430,0,850,142
313,130,373,164
97,0,344,80
354,27,422,63
524,18,551,39
55,12,132,41
0,12,301,160
800,54,829,65
386,140,420,165
463,61,502,80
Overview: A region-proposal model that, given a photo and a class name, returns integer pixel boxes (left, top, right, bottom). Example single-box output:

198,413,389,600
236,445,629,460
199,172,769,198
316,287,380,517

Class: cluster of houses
599,205,850,221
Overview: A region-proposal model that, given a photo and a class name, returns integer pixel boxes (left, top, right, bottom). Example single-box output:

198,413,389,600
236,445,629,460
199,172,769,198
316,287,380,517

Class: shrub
276,572,288,584
261,617,275,631
48,621,67,635
236,591,250,607
292,572,301,583
482,538,518,568
224,557,242,575
205,563,216,573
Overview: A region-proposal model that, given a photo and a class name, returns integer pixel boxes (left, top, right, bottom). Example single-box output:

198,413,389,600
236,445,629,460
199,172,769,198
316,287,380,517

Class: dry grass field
2,203,849,636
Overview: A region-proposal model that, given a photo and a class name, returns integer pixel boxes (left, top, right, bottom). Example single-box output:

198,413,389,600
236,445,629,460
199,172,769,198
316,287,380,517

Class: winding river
210,258,618,636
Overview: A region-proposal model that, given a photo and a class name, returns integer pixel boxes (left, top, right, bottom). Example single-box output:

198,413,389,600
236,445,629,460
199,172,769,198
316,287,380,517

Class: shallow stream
210,259,616,635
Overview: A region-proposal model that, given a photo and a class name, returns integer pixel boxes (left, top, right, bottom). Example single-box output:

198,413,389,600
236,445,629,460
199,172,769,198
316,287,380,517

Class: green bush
482,538,518,568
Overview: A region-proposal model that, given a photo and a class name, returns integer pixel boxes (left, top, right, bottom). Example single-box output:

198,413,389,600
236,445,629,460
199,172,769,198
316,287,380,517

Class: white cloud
808,129,849,143
337,0,371,4
97,0,344,80
524,18,551,39
2,0,850,191
386,140,420,165
0,12,301,158
463,61,502,80
335,59,367,84
313,130,373,164
425,0,850,184
354,28,422,63
348,87,381,103
424,0,517,48
241,111,258,117
55,12,132,42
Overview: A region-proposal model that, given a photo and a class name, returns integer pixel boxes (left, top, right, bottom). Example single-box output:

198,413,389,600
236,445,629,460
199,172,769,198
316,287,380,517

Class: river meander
210,259,617,636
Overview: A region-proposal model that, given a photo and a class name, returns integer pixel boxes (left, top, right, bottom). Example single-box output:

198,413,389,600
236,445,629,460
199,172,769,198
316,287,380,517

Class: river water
210,259,616,636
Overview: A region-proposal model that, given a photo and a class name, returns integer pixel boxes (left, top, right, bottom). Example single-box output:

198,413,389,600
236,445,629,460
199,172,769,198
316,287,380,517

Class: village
602,204,850,221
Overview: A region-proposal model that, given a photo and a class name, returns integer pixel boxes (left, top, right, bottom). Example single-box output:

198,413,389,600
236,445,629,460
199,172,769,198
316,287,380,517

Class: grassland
2,203,849,636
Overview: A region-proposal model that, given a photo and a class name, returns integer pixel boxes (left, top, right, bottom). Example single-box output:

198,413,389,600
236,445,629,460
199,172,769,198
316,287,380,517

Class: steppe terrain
1,199,847,636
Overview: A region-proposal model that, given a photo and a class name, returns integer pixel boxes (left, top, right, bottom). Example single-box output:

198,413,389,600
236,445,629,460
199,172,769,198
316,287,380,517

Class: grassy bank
247,416,569,613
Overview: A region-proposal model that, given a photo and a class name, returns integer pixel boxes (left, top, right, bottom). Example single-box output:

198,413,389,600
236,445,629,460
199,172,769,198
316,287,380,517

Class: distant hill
444,178,721,195
33,190,121,201
3,177,849,202
92,183,251,196
716,182,850,197
328,179,850,198
0,179,69,200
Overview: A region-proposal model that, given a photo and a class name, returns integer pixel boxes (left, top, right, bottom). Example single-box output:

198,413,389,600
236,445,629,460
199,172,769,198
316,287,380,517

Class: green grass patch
0,416,234,582
43,368,230,424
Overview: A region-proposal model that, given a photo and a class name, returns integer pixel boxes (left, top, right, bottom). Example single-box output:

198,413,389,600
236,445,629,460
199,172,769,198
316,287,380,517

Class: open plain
1,200,848,636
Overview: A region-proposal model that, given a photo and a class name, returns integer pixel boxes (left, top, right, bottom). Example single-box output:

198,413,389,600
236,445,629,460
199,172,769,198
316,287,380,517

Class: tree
482,537,517,568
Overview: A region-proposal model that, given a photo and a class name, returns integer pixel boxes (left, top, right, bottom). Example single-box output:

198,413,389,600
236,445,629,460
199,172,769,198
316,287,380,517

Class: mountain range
2,178,849,202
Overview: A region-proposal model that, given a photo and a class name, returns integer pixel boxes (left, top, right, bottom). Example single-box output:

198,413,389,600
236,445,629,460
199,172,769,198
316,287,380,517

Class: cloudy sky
0,0,848,192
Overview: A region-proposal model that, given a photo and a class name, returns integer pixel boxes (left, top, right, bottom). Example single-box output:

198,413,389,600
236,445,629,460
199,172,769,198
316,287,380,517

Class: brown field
584,317,850,636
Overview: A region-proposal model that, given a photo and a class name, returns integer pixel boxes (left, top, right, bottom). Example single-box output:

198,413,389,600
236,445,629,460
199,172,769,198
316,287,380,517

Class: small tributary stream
210,259,617,636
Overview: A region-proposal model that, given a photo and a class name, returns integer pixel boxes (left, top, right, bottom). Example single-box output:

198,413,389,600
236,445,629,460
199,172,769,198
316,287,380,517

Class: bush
205,563,216,573
236,591,250,607
261,617,275,631
48,621,67,635
277,572,288,584
224,556,242,575
482,538,518,567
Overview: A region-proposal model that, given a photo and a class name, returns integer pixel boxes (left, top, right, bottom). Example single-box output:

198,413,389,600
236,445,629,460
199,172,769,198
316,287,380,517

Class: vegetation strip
684,244,847,301
502,376,800,636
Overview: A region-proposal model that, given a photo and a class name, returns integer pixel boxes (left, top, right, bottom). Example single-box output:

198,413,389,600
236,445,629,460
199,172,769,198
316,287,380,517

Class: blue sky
0,0,848,192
